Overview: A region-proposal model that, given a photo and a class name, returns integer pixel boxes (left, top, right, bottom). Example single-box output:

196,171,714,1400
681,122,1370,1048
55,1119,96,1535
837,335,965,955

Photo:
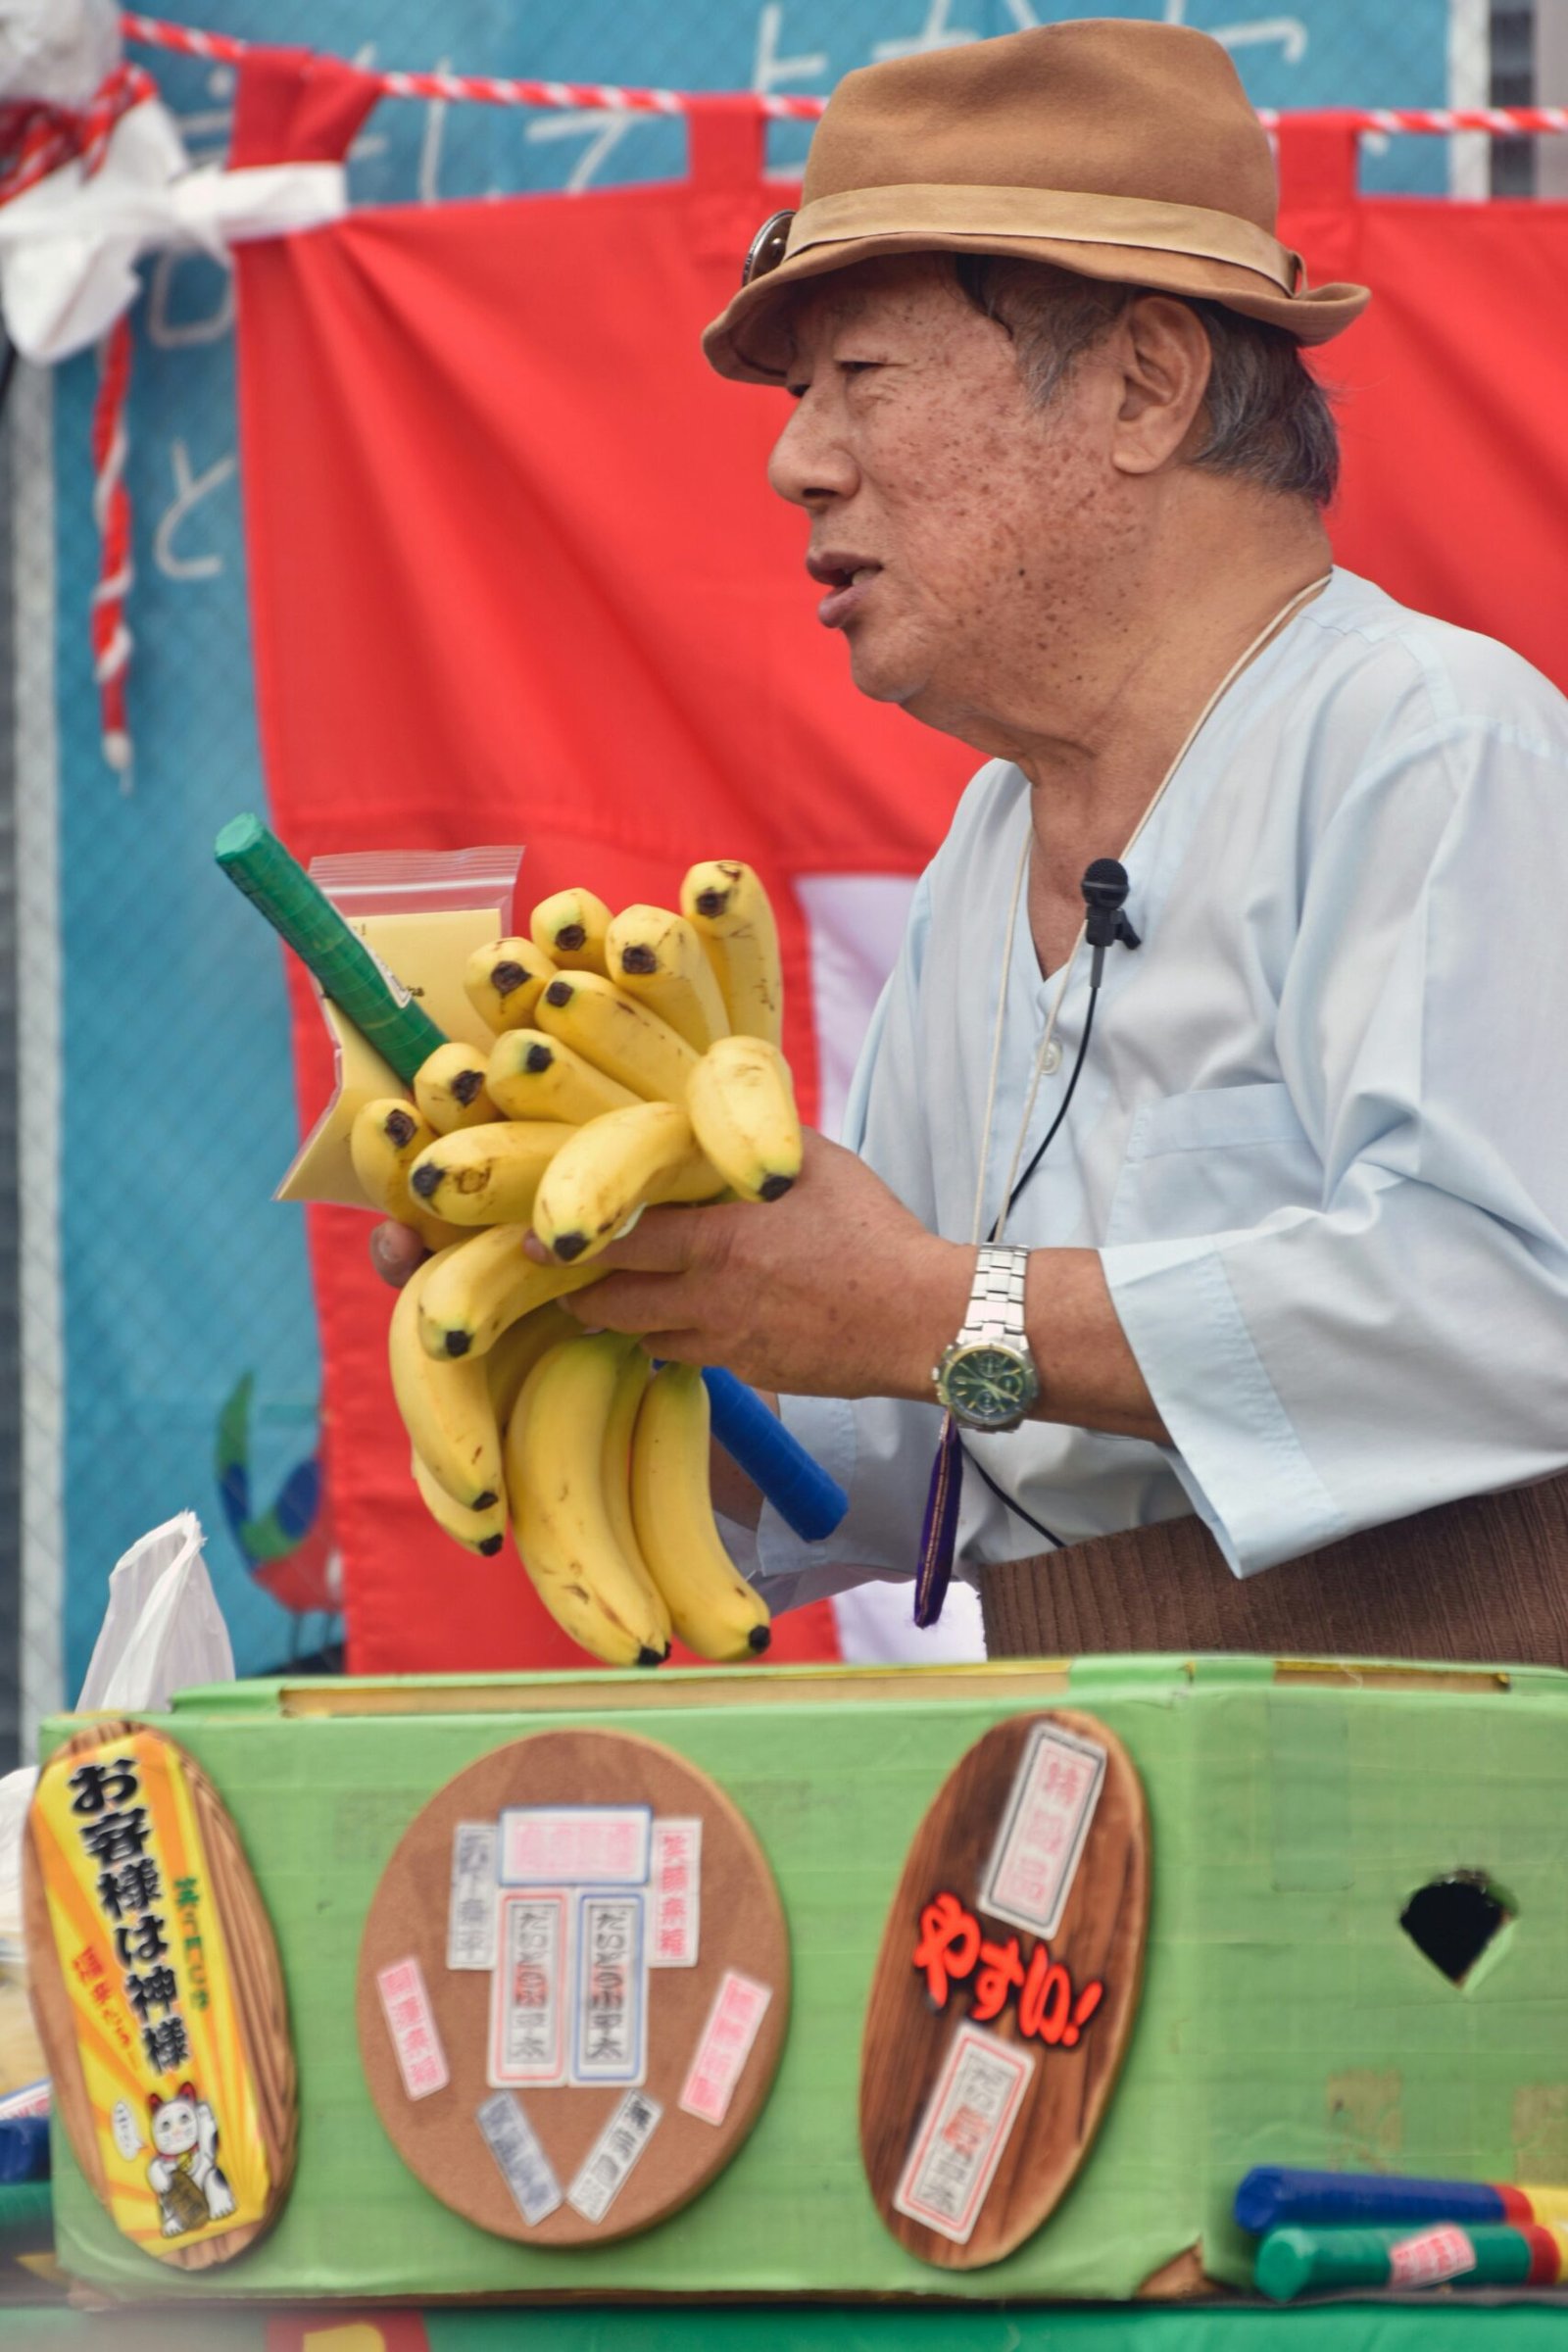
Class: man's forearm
873,1234,1167,1443
1021,1249,1169,1444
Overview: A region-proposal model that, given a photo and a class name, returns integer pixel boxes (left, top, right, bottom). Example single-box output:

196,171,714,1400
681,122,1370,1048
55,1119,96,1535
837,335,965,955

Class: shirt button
1042,1040,1063,1076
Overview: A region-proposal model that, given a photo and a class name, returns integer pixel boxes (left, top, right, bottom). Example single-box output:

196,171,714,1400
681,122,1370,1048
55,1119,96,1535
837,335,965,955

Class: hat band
785,183,1303,296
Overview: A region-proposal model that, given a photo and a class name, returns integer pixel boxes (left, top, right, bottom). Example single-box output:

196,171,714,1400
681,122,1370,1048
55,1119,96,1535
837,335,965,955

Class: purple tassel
913,1411,963,1628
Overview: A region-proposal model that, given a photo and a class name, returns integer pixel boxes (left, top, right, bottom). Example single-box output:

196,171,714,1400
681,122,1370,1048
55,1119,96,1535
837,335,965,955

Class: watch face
942,1345,1038,1429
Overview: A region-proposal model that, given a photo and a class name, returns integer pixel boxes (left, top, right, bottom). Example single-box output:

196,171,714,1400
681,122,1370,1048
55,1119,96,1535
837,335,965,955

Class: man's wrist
889,1239,976,1402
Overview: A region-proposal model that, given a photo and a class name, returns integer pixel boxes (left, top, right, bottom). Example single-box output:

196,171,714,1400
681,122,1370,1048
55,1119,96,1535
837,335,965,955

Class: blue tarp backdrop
43,0,1463,1696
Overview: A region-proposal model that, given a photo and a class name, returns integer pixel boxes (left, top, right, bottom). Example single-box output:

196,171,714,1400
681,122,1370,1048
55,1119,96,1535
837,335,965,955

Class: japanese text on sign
894,2022,1035,2245
567,2088,662,2225
499,1806,651,1887
912,1891,1104,2050
980,1722,1106,1939
571,1892,647,2086
489,1891,568,2088
649,1816,701,1969
377,1956,449,2101
679,1970,771,2127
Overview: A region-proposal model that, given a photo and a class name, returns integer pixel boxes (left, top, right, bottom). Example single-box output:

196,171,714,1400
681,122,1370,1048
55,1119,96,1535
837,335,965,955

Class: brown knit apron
979,1475,1568,1666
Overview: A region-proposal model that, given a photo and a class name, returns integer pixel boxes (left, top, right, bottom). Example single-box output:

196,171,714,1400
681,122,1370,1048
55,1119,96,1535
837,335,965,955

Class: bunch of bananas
351,862,800,1668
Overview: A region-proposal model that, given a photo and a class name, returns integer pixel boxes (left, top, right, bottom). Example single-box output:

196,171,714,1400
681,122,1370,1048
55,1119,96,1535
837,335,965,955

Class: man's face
766,256,1135,743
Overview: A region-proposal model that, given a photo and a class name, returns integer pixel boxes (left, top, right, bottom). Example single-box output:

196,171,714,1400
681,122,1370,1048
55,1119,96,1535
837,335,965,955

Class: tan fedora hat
703,18,1369,383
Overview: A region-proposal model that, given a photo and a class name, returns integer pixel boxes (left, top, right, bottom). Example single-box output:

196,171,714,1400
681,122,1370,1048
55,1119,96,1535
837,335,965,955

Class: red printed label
980,1722,1106,1938
376,1957,449,2102
498,1805,651,1886
678,1969,771,2126
1388,2226,1477,2287
893,2021,1034,2244
489,1890,569,2088
649,1817,702,1969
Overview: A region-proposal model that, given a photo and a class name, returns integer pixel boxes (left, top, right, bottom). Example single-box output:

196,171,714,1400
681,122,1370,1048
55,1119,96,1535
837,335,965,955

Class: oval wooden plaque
24,1718,297,2270
357,1726,789,2246
859,1707,1149,2271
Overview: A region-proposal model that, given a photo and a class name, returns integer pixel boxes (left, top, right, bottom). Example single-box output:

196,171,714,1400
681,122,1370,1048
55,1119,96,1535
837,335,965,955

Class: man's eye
840,360,881,375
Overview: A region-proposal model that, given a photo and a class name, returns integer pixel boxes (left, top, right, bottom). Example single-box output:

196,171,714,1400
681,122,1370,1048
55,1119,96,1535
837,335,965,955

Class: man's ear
1107,295,1213,477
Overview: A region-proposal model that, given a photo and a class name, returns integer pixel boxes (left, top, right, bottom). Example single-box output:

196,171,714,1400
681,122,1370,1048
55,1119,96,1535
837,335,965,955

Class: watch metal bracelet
956,1244,1031,1346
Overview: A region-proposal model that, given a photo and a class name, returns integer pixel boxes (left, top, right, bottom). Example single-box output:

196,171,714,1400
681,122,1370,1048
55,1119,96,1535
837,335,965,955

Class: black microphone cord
959,860,1132,1554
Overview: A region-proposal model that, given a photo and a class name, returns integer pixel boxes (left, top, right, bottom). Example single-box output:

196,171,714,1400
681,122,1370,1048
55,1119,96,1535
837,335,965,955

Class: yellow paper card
30,1728,270,2256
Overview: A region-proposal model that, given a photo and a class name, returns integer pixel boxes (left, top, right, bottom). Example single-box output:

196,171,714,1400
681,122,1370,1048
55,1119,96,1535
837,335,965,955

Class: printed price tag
566,2088,662,2225
377,1957,450,2102
893,2021,1035,2245
488,1891,568,2088
475,2090,562,2228
499,1805,652,1887
571,1892,647,2086
446,1821,498,1972
678,1969,771,2126
649,1817,702,1969
1388,2225,1478,2287
979,1721,1106,1939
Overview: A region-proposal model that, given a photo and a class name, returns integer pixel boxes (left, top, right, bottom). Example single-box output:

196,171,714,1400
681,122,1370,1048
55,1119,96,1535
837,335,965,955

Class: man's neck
998,483,1333,845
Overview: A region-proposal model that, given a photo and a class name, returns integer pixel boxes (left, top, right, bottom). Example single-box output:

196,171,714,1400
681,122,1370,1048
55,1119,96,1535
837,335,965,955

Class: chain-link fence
0,0,1552,1759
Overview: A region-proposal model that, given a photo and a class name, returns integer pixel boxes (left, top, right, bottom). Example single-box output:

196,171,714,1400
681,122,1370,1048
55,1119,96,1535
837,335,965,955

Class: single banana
464,936,556,1033
686,1035,803,1203
536,970,699,1104
389,1247,504,1509
631,1362,772,1661
408,1119,575,1225
485,1300,583,1430
532,1102,722,1263
414,1041,501,1134
508,1334,671,1667
680,859,784,1049
349,1097,469,1250
601,1343,656,1585
486,1029,640,1125
605,905,729,1053
416,1222,602,1358
530,887,612,974
411,1448,507,1557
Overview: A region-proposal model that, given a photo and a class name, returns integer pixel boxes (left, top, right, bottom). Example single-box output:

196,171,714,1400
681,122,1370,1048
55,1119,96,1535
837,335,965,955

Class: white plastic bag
0,1511,234,1961
74,1509,234,1714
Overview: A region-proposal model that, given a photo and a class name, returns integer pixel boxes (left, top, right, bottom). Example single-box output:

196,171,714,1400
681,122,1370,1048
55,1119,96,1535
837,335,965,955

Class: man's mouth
807,553,882,630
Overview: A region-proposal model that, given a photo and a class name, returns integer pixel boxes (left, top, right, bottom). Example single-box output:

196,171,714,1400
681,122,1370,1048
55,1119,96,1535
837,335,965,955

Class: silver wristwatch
933,1244,1041,1433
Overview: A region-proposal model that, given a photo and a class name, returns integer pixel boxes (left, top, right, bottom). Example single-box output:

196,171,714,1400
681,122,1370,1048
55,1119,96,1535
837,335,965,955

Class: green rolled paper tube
215,813,449,1084
1255,2221,1553,2302
0,2180,52,2258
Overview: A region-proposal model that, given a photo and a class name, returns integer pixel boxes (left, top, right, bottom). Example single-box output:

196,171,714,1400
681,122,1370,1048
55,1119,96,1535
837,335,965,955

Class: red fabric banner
232,59,1568,1672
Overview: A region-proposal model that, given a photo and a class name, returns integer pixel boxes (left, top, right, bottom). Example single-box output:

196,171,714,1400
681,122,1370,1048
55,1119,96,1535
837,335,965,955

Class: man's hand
555,1129,973,1401
369,1220,427,1288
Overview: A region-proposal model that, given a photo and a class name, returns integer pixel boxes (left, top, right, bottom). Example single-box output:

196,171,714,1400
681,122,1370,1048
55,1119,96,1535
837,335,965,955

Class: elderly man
383,21,1568,1662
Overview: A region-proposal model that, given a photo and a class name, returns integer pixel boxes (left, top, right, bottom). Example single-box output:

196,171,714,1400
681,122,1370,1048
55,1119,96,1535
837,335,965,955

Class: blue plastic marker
0,2119,49,2185
1237,2165,1568,2236
703,1368,848,1545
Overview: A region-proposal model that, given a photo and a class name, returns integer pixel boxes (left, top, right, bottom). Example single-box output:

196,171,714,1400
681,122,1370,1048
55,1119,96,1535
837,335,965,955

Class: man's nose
767,394,858,510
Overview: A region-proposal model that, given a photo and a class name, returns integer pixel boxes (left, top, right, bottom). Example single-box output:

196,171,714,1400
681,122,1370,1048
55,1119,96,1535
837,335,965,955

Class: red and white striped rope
89,316,135,777
119,16,1568,131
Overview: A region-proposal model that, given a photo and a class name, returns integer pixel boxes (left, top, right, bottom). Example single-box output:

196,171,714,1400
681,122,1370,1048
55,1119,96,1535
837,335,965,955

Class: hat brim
703,229,1369,383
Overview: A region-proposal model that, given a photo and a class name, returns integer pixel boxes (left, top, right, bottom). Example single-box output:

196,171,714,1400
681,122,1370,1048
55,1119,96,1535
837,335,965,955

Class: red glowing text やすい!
911,1890,1104,2049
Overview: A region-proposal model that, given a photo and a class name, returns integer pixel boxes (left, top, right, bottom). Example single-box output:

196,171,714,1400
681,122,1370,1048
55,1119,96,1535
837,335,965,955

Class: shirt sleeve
738,864,954,1606
1102,712,1568,1575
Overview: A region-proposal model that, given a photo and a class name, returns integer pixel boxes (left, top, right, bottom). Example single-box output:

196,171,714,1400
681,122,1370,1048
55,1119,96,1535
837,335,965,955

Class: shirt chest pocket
1104,1080,1322,1247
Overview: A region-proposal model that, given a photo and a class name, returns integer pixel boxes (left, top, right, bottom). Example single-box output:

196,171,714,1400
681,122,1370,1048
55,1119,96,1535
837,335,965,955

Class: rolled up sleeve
1102,716,1568,1575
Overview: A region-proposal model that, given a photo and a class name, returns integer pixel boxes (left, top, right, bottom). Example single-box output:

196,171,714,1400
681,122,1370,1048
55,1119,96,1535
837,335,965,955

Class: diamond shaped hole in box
1399,1871,1510,1984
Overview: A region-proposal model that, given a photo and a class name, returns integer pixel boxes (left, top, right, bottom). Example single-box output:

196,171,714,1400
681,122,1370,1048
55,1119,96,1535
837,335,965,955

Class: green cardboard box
36,1654,1568,2303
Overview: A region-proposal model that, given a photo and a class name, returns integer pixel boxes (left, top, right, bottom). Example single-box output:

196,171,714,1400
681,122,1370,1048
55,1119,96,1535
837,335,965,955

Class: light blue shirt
747,570,1568,1610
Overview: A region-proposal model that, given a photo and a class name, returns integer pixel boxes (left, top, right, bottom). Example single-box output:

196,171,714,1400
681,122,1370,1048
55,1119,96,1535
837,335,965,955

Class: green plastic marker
1255,2219,1568,2301
215,813,448,1084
